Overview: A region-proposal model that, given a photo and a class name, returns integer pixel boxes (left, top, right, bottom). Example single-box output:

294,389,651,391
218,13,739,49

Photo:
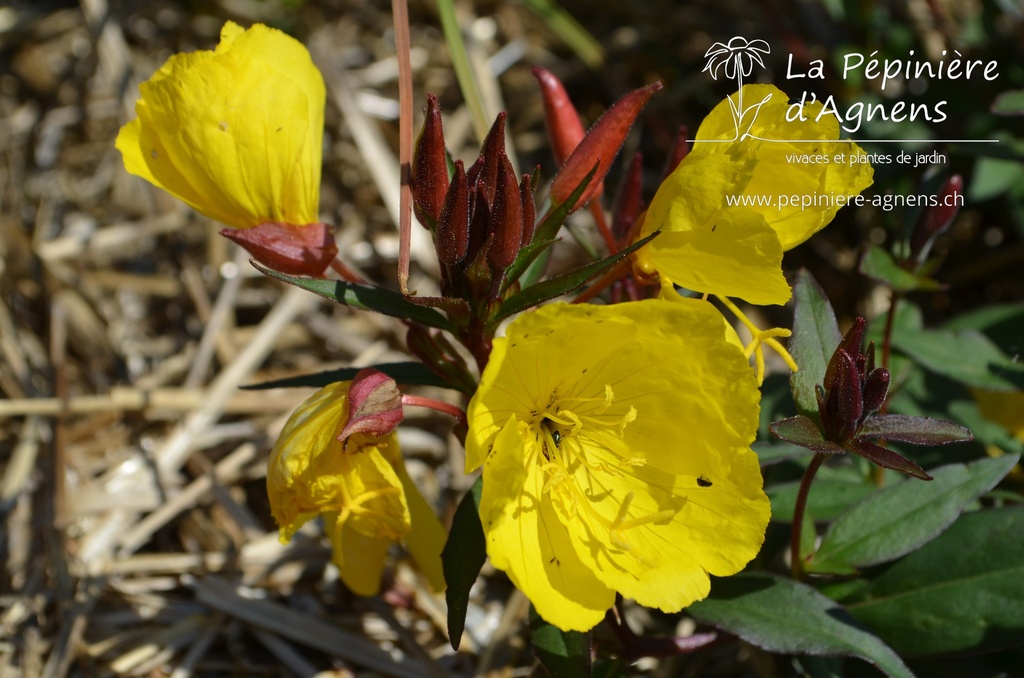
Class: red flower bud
661,124,690,179
221,222,338,277
612,151,644,241
550,81,662,212
467,112,507,208
487,155,523,272
337,368,403,443
909,174,963,265
412,94,450,228
531,66,586,166
436,160,470,265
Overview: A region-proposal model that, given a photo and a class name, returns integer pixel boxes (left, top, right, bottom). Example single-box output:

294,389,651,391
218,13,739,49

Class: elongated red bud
221,222,337,276
467,112,507,207
337,368,403,443
550,81,663,212
612,151,644,241
661,125,690,179
824,317,866,391
412,94,450,228
487,155,523,271
520,172,536,247
436,160,470,265
532,66,586,166
909,174,963,265
465,182,490,265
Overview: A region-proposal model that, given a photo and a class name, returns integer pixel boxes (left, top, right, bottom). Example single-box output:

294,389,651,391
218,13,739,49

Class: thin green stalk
436,0,489,143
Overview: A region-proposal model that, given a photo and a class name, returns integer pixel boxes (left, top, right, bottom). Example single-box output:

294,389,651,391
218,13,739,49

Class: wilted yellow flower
116,21,324,230
465,300,771,631
268,382,445,596
636,84,873,305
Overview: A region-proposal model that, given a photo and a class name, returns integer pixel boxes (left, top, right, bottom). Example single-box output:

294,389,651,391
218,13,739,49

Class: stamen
715,294,799,384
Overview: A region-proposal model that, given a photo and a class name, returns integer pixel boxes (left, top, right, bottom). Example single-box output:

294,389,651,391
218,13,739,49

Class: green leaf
859,245,942,293
859,414,973,445
768,480,877,522
442,477,485,650
848,507,1024,656
503,238,559,291
489,232,657,327
254,263,454,332
533,166,598,245
790,270,842,419
811,454,1019,572
891,325,1024,391
241,362,457,391
752,441,811,466
991,89,1024,116
688,573,915,678
529,606,592,678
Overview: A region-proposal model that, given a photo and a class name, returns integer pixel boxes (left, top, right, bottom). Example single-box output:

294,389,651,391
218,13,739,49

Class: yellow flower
465,300,771,631
636,84,873,305
116,21,324,230
268,382,446,596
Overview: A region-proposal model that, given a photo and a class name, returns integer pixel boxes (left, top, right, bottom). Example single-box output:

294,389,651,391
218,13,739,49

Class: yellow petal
324,511,393,596
480,419,615,631
116,21,324,229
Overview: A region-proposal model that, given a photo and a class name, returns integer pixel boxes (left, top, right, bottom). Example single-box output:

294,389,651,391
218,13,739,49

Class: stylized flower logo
702,37,772,141
703,37,771,81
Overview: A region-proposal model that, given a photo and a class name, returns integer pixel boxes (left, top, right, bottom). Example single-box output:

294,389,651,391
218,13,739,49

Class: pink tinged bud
487,156,523,272
337,368,404,443
465,182,491,265
467,112,507,207
661,125,690,179
549,81,663,212
412,94,450,228
531,66,586,166
221,222,338,277
862,368,890,414
520,172,536,247
910,174,963,264
836,350,864,426
436,160,470,265
612,151,644,241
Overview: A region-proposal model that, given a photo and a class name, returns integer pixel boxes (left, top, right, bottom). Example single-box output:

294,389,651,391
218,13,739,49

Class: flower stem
400,394,466,425
873,286,901,487
589,201,618,254
392,0,414,295
791,453,825,579
572,259,631,304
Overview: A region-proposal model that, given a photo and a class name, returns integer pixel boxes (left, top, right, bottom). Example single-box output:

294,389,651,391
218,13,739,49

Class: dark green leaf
489,232,658,326
688,573,914,678
253,263,454,332
859,245,943,292
811,454,1019,571
241,362,456,391
442,477,486,650
529,606,592,678
790,270,842,419
859,414,973,445
848,507,1024,656
944,301,1024,356
991,89,1024,116
891,325,1024,391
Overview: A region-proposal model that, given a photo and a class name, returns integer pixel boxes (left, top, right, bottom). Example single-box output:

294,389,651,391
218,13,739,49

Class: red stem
791,453,825,579
400,394,466,425
392,0,414,295
329,258,368,284
588,201,618,254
